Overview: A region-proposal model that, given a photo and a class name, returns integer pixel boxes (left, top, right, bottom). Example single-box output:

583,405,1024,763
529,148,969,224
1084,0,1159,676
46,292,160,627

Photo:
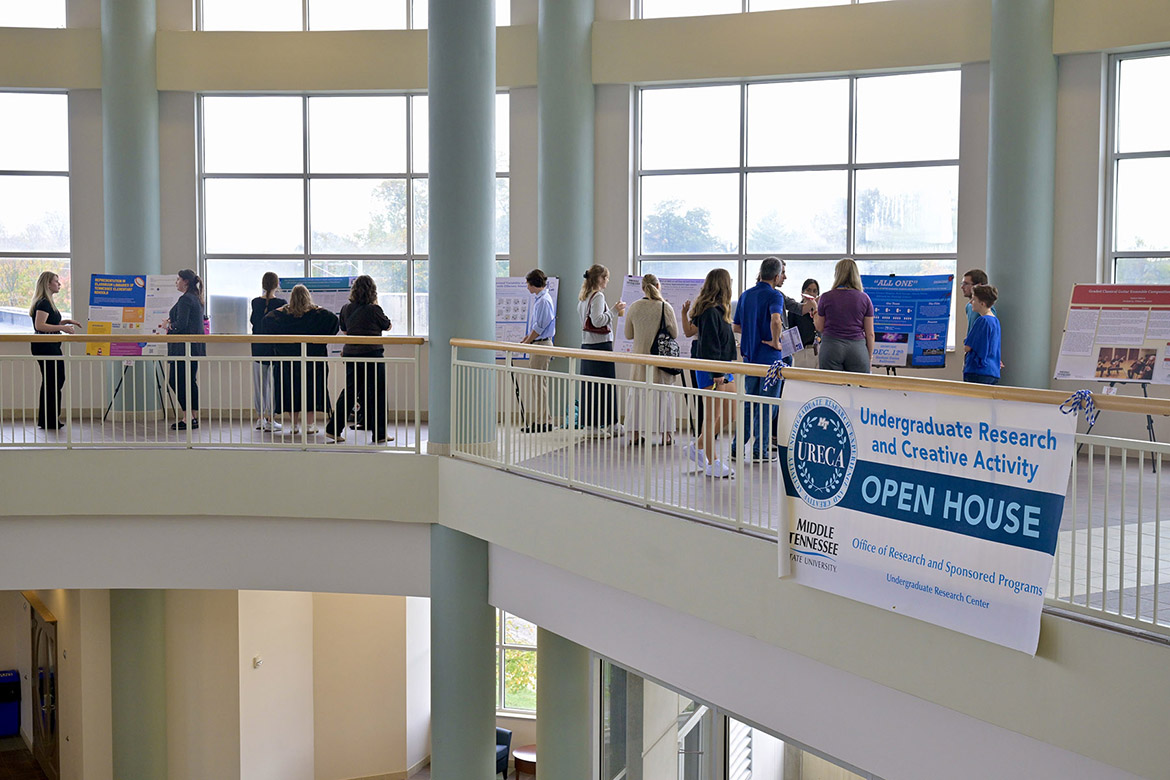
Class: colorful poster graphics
495,277,560,359
861,274,954,368
614,275,705,357
86,274,175,356
779,380,1076,654
1053,285,1170,385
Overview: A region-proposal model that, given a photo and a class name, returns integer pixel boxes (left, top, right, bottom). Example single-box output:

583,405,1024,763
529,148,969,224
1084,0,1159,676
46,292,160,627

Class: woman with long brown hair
250,271,287,432
29,271,80,429
325,275,392,444
576,264,627,437
164,269,207,431
681,268,738,478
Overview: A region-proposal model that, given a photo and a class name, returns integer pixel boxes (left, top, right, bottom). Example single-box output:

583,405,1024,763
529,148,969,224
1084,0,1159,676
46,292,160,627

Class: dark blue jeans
964,373,999,385
740,372,781,456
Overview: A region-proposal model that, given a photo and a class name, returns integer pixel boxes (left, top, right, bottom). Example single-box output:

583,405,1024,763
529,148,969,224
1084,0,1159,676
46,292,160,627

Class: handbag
583,293,611,335
649,302,683,376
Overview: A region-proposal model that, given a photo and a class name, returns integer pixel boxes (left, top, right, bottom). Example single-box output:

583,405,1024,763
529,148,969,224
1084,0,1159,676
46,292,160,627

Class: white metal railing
451,338,1170,635
0,335,423,452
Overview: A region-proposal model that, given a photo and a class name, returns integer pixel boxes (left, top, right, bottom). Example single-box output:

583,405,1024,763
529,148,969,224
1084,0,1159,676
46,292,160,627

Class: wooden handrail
0,334,425,345
449,338,1170,417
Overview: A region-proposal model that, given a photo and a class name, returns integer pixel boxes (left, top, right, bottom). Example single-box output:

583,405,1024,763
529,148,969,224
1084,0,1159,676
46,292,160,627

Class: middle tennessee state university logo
788,396,858,509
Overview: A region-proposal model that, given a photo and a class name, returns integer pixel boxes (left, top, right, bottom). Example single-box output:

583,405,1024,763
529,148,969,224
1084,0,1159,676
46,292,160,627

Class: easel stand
1079,381,1157,473
103,360,175,422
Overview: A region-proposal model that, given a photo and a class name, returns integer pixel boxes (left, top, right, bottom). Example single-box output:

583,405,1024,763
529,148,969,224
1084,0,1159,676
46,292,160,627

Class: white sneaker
261,419,282,432
705,459,733,478
684,443,709,469
611,422,625,436
588,426,612,439
254,419,264,430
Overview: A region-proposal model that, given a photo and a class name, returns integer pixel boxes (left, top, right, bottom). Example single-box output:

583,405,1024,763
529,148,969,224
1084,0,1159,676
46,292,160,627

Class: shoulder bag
583,293,610,335
649,302,682,375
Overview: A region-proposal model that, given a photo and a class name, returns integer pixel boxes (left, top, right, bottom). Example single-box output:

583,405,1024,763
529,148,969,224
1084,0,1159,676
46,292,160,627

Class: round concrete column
536,628,593,780
101,0,161,275
110,590,166,780
427,0,498,448
430,526,496,778
539,0,595,346
986,0,1057,388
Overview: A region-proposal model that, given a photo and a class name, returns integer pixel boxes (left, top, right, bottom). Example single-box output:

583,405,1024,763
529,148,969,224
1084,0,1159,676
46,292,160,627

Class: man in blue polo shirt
733,257,804,461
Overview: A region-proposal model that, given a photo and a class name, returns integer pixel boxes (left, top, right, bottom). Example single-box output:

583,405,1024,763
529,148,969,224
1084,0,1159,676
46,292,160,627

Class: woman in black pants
576,264,627,437
29,271,80,429
325,275,392,444
164,269,206,431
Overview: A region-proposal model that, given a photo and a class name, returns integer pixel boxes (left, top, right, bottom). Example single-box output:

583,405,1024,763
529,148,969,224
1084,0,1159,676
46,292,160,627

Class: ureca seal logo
788,396,858,509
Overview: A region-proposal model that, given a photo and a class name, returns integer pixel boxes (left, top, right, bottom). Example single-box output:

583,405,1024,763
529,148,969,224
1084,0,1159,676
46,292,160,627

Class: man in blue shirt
960,268,997,338
733,257,804,461
520,269,556,432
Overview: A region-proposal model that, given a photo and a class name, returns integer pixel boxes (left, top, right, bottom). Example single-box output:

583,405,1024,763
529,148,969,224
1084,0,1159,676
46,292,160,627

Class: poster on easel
1053,285,1170,384
613,275,705,357
862,274,954,368
495,276,560,359
86,274,176,356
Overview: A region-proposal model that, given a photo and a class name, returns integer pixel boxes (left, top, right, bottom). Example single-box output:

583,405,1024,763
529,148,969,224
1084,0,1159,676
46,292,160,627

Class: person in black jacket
681,268,738,478
29,271,81,429
325,275,392,444
164,269,207,431
264,284,339,436
250,271,287,432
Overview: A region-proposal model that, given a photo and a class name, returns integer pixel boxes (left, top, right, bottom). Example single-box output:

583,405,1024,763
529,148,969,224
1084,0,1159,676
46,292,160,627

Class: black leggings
168,361,200,413
36,358,65,427
329,358,387,435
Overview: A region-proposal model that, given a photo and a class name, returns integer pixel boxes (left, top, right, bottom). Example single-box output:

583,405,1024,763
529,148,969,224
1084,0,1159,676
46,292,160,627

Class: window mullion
303,96,311,277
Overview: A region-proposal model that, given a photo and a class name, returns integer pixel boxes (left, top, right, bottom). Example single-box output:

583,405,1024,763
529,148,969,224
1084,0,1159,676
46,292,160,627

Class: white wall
166,590,241,780
239,590,315,780
0,592,31,747
404,596,432,772
313,593,406,780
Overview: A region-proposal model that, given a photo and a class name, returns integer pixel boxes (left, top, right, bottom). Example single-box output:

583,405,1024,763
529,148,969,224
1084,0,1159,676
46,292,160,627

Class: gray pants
818,336,871,373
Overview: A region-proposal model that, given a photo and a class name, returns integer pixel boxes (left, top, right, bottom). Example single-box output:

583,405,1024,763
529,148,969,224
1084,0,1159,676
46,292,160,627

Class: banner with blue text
779,380,1076,654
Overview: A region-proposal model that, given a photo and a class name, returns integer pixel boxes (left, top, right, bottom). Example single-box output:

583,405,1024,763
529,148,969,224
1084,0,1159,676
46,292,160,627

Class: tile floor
0,737,49,780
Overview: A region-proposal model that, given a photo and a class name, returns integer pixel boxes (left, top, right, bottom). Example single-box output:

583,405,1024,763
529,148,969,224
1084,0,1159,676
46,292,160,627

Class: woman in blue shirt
963,284,1001,385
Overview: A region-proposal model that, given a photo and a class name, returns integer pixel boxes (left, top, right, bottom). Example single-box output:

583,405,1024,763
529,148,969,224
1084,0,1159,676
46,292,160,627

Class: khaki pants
524,341,552,424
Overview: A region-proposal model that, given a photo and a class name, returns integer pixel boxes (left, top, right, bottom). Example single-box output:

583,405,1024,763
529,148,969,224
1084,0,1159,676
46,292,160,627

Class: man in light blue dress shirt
521,269,556,432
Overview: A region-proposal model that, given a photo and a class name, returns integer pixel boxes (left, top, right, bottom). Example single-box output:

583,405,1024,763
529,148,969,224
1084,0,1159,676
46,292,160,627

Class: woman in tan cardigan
623,274,679,445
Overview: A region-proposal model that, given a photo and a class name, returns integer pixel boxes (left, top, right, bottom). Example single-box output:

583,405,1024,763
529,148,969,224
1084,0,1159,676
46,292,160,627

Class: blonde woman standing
577,265,626,437
29,271,80,429
814,258,874,373
623,274,679,446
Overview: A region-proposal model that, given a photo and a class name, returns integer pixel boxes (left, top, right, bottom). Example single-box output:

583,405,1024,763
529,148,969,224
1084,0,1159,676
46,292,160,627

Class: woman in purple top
813,258,874,374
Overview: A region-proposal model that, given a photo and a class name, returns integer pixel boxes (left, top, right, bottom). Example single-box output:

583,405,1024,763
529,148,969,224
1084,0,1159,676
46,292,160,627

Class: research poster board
861,274,954,368
613,275,705,357
86,273,176,356
779,380,1076,654
495,276,559,359
1053,284,1170,385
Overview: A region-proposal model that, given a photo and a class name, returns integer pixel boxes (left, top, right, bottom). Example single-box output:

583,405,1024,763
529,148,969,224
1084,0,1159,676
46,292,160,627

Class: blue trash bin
0,669,19,737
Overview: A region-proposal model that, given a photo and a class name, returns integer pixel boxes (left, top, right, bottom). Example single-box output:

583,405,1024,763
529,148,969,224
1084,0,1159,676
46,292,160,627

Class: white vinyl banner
779,380,1076,654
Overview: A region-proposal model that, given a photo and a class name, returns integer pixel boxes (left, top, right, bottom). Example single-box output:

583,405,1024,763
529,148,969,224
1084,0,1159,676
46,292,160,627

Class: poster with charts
86,274,176,357
862,274,954,368
613,275,705,358
779,380,1076,654
1053,285,1170,385
495,277,559,360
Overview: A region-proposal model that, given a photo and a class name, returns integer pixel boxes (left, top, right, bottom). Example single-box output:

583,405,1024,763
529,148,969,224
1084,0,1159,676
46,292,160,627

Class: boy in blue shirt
963,284,1001,385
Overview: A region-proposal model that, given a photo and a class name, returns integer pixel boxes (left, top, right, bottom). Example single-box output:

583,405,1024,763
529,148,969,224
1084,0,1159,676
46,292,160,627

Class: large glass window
200,0,508,30
639,0,885,19
637,71,960,343
0,92,71,333
0,2,65,27
199,93,509,335
496,609,536,713
1109,51,1170,284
